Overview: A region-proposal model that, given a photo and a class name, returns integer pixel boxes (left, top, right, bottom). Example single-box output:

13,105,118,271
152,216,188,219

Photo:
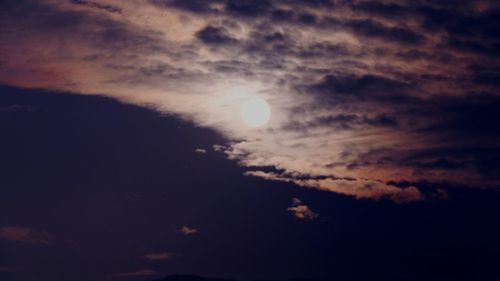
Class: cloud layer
1,0,499,202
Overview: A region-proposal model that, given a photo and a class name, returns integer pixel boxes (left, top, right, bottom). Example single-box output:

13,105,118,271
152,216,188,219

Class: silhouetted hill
151,275,420,281
151,275,235,281
149,275,415,281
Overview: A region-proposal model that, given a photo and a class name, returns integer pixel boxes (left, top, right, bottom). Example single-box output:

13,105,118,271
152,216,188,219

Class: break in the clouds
0,226,52,244
1,0,499,202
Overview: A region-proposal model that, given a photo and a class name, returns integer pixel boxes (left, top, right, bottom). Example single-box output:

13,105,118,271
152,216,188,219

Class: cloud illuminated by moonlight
1,0,499,202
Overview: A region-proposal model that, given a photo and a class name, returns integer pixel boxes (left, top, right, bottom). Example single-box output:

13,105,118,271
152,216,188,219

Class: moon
239,96,271,128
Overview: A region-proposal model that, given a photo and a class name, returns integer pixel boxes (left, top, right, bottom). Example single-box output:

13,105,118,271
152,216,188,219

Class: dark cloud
270,8,294,21
283,113,398,131
421,6,500,40
2,0,165,53
311,74,409,100
350,1,410,18
287,0,333,8
195,25,238,45
150,0,223,14
447,38,500,57
70,0,122,14
226,0,271,17
342,19,426,45
297,13,317,25
149,0,425,48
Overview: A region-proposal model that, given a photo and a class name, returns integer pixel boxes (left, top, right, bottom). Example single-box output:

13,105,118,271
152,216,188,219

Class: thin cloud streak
143,252,173,260
179,225,198,235
0,226,53,244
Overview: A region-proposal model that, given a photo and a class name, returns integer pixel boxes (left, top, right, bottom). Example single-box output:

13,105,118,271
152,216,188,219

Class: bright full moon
239,96,271,128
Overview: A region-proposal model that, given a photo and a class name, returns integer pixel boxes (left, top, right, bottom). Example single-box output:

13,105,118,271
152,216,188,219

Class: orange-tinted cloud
287,198,319,220
1,0,499,202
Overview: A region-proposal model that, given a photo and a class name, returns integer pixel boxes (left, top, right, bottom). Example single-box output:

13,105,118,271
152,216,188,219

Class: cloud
287,198,319,220
150,0,221,14
70,0,122,14
195,148,207,153
225,0,272,17
195,25,238,45
247,171,424,203
0,226,52,244
0,105,34,112
179,225,198,235
282,113,399,131
311,74,409,100
1,0,499,202
143,252,172,261
341,18,426,45
111,269,157,278
212,144,226,152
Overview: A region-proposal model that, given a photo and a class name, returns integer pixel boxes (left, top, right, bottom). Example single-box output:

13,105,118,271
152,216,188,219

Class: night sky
1,1,500,281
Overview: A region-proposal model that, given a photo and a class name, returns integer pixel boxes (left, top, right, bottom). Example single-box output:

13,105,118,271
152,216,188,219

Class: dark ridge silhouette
151,275,235,281
149,275,417,281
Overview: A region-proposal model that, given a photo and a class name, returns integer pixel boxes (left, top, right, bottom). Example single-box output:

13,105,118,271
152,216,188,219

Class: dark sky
1,0,500,281
0,88,499,281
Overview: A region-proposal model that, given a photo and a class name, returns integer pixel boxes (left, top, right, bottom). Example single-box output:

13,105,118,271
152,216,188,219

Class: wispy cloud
0,105,34,112
178,225,198,235
143,252,172,261
287,198,319,220
0,226,53,244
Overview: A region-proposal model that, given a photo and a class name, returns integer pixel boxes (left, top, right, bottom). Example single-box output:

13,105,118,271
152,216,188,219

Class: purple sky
1,1,500,281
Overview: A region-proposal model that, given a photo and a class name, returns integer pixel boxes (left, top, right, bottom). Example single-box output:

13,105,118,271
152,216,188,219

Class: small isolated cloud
0,226,52,244
112,269,157,278
287,198,319,220
143,252,172,261
212,144,227,152
179,225,198,235
195,148,207,154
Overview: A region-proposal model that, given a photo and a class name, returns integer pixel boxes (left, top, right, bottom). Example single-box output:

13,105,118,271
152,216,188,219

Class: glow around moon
239,96,271,128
